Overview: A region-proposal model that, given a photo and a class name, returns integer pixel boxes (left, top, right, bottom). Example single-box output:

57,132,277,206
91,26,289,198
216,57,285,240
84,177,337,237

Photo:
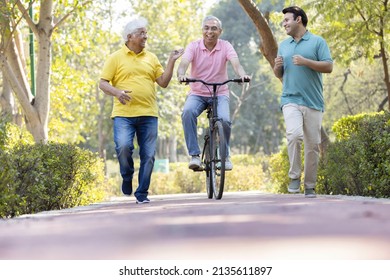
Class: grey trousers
282,103,323,189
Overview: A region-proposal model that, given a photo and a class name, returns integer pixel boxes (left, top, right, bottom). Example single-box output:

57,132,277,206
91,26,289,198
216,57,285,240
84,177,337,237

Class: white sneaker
136,197,150,204
217,158,233,170
188,155,201,170
225,158,233,171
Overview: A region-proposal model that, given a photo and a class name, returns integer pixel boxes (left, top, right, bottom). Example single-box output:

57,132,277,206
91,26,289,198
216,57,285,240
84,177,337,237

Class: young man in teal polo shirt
273,6,333,198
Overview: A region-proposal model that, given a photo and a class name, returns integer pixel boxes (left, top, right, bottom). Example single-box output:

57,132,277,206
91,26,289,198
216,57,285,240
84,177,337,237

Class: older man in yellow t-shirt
99,16,183,204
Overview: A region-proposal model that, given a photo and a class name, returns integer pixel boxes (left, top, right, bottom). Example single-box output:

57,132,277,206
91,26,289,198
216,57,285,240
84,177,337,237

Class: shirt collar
289,30,311,43
122,44,145,55
201,39,221,52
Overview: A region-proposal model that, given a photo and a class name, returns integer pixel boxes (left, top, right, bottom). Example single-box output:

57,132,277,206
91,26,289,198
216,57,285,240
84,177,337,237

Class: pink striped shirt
183,39,238,97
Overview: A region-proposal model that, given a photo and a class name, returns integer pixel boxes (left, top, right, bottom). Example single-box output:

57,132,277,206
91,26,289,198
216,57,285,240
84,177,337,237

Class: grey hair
202,15,222,29
122,16,148,41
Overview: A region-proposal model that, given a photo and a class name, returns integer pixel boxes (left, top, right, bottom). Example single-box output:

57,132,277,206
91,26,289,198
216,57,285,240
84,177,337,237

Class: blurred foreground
0,191,389,260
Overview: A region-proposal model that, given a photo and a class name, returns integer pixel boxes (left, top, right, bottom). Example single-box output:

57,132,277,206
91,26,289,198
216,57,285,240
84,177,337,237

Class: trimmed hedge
269,111,390,198
317,111,390,197
0,143,106,218
0,121,106,218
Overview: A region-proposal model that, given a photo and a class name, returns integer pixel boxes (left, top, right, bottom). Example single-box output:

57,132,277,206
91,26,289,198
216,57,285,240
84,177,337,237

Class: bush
318,111,390,198
0,142,106,218
0,120,34,151
150,162,205,195
268,145,307,193
0,150,19,217
148,154,267,195
268,146,290,193
224,164,264,191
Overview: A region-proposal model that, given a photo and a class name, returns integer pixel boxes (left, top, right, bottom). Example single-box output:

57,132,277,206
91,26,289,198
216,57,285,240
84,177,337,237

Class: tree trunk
0,39,45,140
168,134,177,163
96,85,107,160
96,84,113,174
0,0,86,143
0,76,14,119
29,19,53,143
0,0,54,143
236,0,278,68
379,41,390,110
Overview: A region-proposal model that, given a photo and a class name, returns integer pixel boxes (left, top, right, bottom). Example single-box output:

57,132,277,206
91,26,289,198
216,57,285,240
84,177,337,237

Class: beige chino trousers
282,103,323,189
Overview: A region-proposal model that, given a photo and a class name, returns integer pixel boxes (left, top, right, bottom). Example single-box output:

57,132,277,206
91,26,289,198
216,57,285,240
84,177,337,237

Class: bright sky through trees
110,0,219,35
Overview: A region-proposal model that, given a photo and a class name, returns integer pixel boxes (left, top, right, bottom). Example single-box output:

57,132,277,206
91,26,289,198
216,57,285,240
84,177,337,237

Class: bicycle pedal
192,166,204,172
193,163,206,172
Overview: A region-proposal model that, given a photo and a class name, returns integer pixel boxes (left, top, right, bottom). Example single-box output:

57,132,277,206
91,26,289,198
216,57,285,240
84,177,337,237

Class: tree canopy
1,0,389,161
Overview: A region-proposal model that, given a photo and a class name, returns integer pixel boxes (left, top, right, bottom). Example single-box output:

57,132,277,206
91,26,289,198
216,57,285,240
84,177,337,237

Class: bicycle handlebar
180,78,250,86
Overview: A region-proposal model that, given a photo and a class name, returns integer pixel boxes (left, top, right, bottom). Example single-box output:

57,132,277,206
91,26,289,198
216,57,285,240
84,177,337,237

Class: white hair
122,16,148,41
202,15,222,29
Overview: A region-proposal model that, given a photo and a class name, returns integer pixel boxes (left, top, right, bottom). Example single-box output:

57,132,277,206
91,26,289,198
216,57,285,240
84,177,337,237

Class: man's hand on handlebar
239,75,251,83
178,75,189,84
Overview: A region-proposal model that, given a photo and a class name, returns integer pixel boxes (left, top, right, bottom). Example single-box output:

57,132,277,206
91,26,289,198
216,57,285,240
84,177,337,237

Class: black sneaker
136,197,150,204
288,179,301,193
305,188,316,198
122,180,132,196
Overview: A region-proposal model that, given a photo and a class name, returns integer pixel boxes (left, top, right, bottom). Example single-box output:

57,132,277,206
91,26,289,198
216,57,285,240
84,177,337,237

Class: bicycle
181,78,250,200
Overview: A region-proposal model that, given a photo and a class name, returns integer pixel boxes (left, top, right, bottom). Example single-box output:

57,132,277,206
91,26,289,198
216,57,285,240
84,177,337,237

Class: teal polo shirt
277,31,333,112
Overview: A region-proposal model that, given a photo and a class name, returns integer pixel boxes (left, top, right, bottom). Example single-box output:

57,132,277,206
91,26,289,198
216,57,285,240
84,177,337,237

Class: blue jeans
181,94,231,156
113,116,157,200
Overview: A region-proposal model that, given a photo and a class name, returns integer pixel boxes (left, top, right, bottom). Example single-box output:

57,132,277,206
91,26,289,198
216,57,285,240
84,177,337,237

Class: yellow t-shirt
100,45,164,118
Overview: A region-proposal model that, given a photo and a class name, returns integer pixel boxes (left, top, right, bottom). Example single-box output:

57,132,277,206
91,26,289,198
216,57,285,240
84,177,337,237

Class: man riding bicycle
177,15,250,171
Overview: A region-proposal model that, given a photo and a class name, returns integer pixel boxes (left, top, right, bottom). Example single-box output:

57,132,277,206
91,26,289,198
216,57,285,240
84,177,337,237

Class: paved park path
0,191,390,260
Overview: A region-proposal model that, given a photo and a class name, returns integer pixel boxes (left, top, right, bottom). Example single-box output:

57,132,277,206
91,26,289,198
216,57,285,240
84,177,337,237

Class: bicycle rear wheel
210,120,226,199
203,129,213,199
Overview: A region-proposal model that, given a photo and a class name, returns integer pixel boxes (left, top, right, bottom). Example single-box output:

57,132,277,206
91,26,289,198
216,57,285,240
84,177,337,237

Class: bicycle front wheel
210,120,226,199
203,129,213,199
